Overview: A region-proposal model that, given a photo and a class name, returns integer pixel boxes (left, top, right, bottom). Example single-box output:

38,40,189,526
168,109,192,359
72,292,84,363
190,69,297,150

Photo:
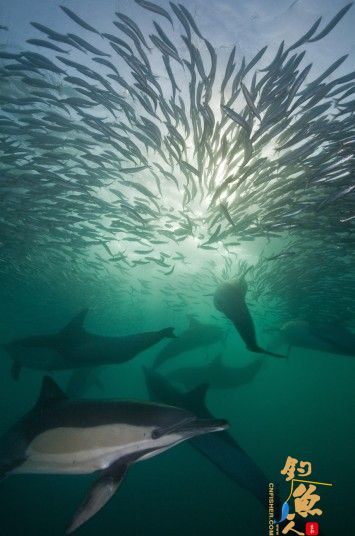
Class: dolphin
280,320,355,356
0,376,227,534
66,368,105,398
167,354,263,390
3,309,177,379
153,316,225,368
214,278,285,358
143,366,270,508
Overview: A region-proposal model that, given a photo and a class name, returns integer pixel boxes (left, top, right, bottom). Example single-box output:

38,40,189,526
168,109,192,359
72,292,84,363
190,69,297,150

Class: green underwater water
0,272,354,536
1,0,355,534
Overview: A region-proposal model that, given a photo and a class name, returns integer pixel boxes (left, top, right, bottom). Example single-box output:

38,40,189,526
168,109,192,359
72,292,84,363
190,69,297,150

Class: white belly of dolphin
14,424,160,475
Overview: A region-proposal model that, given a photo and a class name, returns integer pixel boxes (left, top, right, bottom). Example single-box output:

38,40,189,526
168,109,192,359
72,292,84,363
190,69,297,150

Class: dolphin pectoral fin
11,360,22,380
66,459,129,535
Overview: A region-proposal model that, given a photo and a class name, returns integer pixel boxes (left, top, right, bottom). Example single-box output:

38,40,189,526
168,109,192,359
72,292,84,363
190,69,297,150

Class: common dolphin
3,309,177,379
167,354,263,390
214,279,285,358
0,376,227,534
153,316,225,368
143,366,270,508
280,320,355,356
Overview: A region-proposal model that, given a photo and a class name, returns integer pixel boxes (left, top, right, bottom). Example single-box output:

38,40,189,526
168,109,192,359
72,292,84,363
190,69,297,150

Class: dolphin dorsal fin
36,376,67,407
61,308,89,338
184,383,209,408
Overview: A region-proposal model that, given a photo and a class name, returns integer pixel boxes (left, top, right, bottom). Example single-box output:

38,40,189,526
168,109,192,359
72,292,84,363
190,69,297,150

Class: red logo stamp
306,522,319,535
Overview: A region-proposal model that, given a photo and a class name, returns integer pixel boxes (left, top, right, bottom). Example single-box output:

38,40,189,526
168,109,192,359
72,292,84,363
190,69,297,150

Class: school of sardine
0,1,354,328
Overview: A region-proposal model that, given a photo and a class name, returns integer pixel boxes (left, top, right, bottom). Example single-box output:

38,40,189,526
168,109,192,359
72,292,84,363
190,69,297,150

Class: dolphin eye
151,429,160,439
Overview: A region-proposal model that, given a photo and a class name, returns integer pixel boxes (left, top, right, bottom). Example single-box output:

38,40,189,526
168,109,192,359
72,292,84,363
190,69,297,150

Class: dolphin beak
169,418,229,439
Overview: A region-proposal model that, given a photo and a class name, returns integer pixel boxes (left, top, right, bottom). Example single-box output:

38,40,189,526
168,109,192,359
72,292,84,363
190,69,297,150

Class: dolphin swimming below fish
153,316,225,368
167,354,263,390
143,366,270,508
214,279,285,358
0,376,227,534
3,309,177,379
279,320,355,357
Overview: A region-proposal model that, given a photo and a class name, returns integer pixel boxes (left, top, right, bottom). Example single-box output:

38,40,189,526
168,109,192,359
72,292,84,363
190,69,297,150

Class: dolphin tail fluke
253,346,287,358
160,327,177,339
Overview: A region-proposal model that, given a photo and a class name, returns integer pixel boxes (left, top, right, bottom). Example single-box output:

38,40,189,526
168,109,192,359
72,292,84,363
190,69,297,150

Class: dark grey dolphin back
0,376,68,477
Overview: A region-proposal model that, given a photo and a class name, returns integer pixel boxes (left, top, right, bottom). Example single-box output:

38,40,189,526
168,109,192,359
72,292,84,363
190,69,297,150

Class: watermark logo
305,522,318,535
268,455,333,535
